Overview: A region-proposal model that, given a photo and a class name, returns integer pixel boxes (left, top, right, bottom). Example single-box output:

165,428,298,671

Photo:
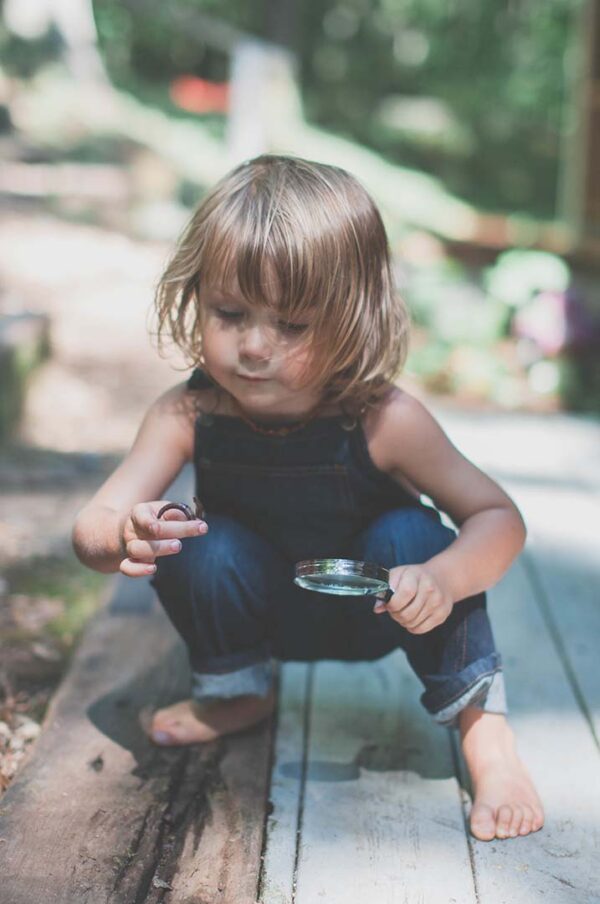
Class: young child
72,154,544,842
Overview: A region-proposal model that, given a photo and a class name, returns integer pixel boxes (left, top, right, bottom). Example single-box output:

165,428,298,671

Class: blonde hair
153,154,409,412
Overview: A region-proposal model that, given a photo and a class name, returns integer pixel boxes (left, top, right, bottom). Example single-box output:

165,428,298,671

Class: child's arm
368,389,526,632
72,383,207,576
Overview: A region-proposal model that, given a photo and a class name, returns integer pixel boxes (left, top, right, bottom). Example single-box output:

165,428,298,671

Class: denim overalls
151,369,507,728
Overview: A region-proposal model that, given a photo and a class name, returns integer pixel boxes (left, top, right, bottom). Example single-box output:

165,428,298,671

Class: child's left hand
373,564,453,634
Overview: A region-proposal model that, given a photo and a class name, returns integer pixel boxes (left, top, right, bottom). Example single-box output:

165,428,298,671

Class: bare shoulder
82,381,217,514
147,381,219,462
363,386,441,473
363,385,517,526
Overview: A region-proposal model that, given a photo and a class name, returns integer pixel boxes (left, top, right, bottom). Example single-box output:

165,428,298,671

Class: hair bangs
198,191,325,330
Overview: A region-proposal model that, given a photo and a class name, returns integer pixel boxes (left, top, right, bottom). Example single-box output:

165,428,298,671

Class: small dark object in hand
157,496,205,521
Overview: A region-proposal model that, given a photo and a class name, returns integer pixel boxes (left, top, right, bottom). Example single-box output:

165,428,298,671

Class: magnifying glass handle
376,586,394,603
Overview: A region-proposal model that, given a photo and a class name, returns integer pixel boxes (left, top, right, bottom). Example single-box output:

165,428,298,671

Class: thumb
373,565,410,614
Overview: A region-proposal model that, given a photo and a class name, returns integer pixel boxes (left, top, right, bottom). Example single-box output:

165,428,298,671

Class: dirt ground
0,202,189,790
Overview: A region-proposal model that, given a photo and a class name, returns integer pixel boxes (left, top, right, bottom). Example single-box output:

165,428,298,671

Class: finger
151,518,208,540
407,615,439,635
397,585,436,629
389,593,428,626
374,589,418,616
131,503,168,538
158,508,191,522
125,538,184,561
135,512,207,541
119,558,158,578
132,503,203,538
382,598,425,625
385,572,419,613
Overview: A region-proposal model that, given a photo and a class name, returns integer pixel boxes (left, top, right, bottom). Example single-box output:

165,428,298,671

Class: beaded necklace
234,402,321,436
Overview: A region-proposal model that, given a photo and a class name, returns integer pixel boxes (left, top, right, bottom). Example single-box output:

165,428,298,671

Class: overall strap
187,368,216,391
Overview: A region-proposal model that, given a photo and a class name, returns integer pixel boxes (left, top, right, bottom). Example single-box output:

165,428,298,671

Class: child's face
200,285,320,419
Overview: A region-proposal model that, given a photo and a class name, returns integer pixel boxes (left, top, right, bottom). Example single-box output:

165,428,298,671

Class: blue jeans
151,506,506,728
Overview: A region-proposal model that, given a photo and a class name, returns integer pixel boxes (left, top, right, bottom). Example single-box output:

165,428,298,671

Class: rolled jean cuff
192,659,274,701
432,669,508,729
420,653,506,728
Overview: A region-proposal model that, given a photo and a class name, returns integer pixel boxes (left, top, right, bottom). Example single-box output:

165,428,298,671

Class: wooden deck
1,407,599,903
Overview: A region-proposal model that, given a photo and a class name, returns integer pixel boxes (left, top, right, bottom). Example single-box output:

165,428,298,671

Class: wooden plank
453,559,600,903
434,407,600,898
292,654,477,904
0,574,273,904
259,663,310,904
515,486,600,744
434,406,600,736
430,408,600,499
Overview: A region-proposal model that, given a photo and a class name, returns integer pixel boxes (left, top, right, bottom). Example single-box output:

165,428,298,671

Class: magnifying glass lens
294,559,392,599
294,572,380,595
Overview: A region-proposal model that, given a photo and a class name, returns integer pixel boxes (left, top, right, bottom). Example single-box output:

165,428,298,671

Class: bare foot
459,707,544,841
150,689,276,745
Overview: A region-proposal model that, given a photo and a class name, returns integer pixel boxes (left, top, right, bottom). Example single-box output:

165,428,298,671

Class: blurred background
0,0,599,786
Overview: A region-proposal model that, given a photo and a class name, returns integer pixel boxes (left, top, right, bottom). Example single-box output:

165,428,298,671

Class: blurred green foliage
301,0,575,218
87,0,576,218
405,246,600,411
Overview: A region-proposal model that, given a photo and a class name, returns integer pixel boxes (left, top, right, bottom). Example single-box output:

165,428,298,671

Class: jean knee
154,514,285,617
355,506,456,568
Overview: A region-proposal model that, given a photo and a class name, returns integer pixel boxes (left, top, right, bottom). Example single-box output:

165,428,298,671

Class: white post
226,38,302,166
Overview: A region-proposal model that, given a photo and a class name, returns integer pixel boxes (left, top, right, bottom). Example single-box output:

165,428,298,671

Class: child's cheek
282,347,311,387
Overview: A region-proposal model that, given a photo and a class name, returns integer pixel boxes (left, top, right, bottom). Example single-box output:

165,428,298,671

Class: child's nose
239,324,273,360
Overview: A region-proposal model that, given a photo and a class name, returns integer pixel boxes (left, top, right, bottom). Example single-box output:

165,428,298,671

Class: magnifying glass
294,558,394,602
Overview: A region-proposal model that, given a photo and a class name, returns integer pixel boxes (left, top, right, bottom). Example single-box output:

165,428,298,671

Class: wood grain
0,575,273,904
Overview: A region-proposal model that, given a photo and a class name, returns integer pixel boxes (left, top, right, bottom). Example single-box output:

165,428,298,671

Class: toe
495,804,514,839
519,805,534,836
507,804,524,838
532,807,545,832
470,803,496,841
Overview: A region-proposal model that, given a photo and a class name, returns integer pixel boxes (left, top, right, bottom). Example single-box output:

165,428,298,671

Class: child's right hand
119,500,208,578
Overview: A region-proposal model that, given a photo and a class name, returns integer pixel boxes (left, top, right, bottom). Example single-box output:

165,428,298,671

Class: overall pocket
196,459,357,559
198,459,355,518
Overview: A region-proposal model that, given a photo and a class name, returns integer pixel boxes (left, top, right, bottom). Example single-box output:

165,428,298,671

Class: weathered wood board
451,559,600,904
295,655,477,904
517,487,600,744
436,406,600,903
0,574,273,904
259,663,309,904
261,653,477,904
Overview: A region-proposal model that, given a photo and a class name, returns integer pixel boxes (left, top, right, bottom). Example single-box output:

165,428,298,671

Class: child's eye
215,308,244,321
277,320,309,335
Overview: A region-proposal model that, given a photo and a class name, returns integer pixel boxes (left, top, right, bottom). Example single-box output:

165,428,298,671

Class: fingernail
170,540,181,551
152,731,172,744
197,521,207,534
147,565,156,574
